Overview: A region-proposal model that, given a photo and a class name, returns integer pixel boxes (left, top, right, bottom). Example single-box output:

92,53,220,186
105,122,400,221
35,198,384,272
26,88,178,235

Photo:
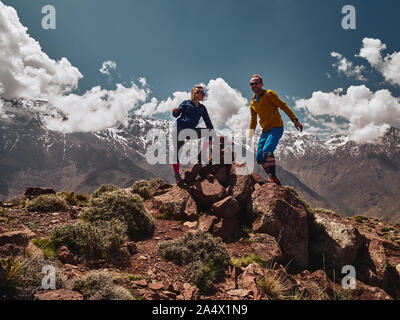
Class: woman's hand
172,107,178,114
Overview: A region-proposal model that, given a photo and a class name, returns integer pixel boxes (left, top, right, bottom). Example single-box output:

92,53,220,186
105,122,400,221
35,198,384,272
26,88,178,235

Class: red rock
349,280,393,300
215,167,228,186
0,229,34,247
295,270,337,300
355,232,400,298
228,163,255,206
126,241,138,255
191,178,226,208
211,196,240,219
182,283,200,300
58,246,76,265
161,290,177,299
198,215,218,233
237,264,264,300
0,243,23,257
34,289,83,300
135,279,148,287
227,289,253,297
148,281,165,291
212,217,241,241
184,196,198,221
248,184,309,268
309,211,366,272
24,187,56,199
153,185,196,221
182,164,202,185
152,183,173,197
250,233,283,266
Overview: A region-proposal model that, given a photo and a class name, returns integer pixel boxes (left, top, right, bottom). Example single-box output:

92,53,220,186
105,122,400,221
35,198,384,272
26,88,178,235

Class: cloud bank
358,38,400,86
295,85,399,143
0,2,82,99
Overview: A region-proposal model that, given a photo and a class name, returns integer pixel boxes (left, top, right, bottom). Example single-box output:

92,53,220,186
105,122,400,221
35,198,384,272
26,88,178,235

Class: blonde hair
191,85,204,100
251,74,263,82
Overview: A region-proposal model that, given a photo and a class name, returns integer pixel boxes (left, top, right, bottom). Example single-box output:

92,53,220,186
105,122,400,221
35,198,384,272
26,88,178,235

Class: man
248,74,303,185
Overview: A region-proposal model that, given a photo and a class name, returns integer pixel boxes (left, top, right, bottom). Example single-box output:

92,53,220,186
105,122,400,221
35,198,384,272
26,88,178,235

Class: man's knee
257,151,274,164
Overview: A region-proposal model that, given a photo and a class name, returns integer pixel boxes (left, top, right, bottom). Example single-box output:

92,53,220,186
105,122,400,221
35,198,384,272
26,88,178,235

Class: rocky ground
1,142,400,300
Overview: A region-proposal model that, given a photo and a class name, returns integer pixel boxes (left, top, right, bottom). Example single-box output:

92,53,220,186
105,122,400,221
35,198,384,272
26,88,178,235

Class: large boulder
182,164,202,185
348,280,393,300
355,232,400,299
211,196,240,219
0,229,35,247
212,217,241,242
247,184,309,268
24,187,55,199
237,263,264,300
250,233,283,266
294,270,337,300
227,163,255,207
153,185,198,221
309,211,366,273
190,178,226,208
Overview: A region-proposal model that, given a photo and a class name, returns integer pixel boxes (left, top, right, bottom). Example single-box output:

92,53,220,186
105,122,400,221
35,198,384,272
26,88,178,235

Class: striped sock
262,157,276,177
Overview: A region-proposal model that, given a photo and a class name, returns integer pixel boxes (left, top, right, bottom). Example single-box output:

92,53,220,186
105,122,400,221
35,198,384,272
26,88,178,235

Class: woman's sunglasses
197,91,205,95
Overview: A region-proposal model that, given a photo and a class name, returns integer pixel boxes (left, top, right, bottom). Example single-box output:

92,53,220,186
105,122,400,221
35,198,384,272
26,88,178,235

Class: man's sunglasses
250,81,262,86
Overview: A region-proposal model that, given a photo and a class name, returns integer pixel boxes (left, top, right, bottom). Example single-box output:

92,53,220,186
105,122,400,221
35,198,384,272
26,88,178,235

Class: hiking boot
258,176,281,186
267,175,281,186
175,173,184,186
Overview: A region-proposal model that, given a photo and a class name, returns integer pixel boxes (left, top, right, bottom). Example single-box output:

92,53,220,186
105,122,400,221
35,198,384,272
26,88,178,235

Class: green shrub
57,191,89,206
51,219,127,260
257,270,292,300
231,253,267,268
73,271,133,300
32,237,57,259
353,215,369,223
0,256,63,300
81,190,154,240
131,180,151,200
148,178,164,192
25,194,69,213
91,184,120,199
155,203,174,220
158,231,230,294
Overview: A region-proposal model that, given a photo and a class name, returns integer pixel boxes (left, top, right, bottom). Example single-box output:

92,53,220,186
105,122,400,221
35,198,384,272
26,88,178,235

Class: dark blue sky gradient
3,0,400,105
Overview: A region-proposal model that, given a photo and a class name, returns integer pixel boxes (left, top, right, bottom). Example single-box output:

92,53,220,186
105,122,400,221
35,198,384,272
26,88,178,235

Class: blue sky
1,0,400,141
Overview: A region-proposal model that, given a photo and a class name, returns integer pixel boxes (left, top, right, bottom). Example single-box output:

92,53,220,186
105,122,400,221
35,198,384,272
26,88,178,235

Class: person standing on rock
248,74,303,185
171,85,216,186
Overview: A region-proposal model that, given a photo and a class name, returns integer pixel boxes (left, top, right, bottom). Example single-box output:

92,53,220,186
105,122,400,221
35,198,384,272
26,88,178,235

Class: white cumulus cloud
358,37,400,86
99,61,117,76
0,1,151,133
295,85,400,143
330,52,366,81
0,2,82,99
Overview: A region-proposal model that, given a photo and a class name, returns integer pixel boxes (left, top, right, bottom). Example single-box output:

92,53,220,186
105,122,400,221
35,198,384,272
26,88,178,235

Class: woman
171,85,215,185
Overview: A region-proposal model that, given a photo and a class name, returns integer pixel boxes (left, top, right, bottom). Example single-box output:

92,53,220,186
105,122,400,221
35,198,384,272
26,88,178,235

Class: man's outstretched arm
268,90,303,132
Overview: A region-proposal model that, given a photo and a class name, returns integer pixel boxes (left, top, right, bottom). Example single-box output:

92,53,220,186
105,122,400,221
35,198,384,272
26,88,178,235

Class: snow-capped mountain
1,98,399,223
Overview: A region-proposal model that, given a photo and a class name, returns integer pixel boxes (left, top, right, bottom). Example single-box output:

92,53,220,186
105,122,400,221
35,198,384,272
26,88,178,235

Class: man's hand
172,107,178,114
294,121,303,132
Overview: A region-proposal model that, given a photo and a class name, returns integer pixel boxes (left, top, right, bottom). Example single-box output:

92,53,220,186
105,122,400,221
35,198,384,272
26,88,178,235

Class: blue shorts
256,127,284,164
